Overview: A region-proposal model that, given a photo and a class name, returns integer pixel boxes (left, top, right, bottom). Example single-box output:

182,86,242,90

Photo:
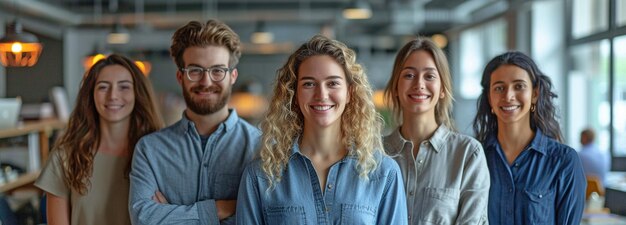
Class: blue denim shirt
129,109,261,225
236,143,408,225
484,129,586,225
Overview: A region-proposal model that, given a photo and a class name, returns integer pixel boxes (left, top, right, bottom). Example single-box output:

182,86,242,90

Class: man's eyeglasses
180,66,231,82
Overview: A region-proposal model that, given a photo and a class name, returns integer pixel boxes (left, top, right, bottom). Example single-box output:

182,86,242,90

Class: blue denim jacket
236,142,408,225
129,109,261,225
484,129,586,225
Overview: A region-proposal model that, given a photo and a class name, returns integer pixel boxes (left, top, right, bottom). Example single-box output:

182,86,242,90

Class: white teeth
501,106,519,111
312,105,333,111
410,95,428,100
106,105,123,109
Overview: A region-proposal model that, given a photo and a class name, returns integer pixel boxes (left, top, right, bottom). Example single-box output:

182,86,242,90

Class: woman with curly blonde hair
236,35,407,224
35,54,162,225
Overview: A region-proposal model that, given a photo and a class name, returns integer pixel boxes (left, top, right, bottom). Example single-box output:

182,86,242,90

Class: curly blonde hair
384,37,455,130
260,35,384,186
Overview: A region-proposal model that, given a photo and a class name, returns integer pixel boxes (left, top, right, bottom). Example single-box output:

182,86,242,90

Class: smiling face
94,64,135,125
396,50,444,119
488,64,538,127
177,45,238,116
296,55,350,131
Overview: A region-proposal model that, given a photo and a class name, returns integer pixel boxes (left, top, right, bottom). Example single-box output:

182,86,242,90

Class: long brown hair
56,54,163,195
384,37,455,130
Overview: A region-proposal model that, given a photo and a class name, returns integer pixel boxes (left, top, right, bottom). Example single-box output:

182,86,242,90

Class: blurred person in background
578,128,610,184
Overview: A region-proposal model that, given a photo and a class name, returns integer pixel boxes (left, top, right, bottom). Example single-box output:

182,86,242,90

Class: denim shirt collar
174,108,240,136
289,136,357,161
485,128,548,155
386,124,450,156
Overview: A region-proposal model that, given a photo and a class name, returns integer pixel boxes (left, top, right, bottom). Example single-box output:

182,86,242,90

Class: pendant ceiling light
0,20,43,67
251,21,273,44
107,21,130,45
343,0,372,20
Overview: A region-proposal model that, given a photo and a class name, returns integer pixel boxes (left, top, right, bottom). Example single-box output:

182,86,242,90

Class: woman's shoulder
546,140,578,160
448,131,481,145
372,152,402,176
440,130,484,156
48,147,68,161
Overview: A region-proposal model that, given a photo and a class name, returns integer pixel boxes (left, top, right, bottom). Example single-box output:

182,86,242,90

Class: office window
567,40,610,155
459,19,507,99
613,36,626,156
572,0,608,39
618,0,626,27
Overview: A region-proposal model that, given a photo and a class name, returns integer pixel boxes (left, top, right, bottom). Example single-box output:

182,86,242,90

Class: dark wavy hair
56,54,163,195
472,51,563,143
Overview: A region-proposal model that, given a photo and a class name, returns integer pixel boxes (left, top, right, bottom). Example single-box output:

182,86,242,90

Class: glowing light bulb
92,54,106,65
11,42,23,53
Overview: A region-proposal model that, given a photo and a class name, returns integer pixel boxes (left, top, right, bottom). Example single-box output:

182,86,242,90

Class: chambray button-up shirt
484,129,586,225
383,125,490,225
129,109,261,225
236,143,408,225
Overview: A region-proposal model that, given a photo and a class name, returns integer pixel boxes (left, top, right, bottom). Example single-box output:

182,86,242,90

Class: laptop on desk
0,97,22,129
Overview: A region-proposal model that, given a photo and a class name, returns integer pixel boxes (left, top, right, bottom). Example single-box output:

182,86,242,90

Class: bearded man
129,19,261,225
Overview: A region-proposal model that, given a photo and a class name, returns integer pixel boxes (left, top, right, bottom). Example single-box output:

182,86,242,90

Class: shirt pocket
264,206,307,225
340,204,377,225
213,173,239,199
524,189,555,224
421,187,460,225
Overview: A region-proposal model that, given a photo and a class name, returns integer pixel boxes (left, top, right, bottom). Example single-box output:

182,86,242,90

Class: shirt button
409,191,414,196
509,188,513,192
421,141,427,146
327,184,333,190
203,163,209,167
408,216,411,220
539,194,543,198
418,160,424,164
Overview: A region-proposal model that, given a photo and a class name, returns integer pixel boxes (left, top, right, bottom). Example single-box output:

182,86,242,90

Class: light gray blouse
383,125,490,225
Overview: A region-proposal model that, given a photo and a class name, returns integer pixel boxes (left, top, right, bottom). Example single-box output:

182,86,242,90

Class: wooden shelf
0,119,65,193
0,171,40,193
0,119,65,139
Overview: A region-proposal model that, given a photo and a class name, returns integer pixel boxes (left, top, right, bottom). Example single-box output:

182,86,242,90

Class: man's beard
183,84,231,115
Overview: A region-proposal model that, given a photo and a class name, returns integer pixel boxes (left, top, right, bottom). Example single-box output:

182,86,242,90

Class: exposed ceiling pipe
0,0,462,31
454,0,497,22
299,0,312,21
0,0,82,25
135,0,145,25
94,0,102,22
109,0,118,13
167,0,177,17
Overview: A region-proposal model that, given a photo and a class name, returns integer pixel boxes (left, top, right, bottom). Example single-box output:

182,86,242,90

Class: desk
605,172,626,216
582,213,626,225
0,119,65,193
